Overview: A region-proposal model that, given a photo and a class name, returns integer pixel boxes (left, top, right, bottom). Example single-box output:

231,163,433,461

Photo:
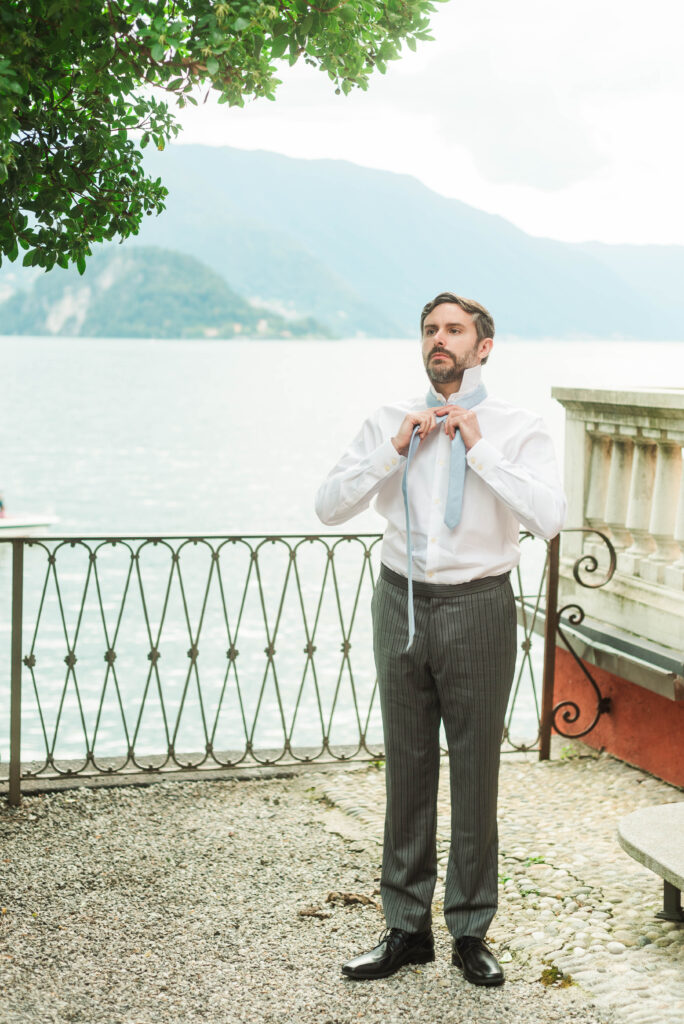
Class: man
315,293,566,986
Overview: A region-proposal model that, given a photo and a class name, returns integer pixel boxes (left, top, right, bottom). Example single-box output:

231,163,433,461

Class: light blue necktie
401,383,488,649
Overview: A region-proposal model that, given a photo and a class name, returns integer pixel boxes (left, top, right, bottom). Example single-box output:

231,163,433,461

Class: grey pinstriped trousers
372,564,517,939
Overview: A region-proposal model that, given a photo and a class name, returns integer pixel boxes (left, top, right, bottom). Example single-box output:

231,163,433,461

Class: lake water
2,335,683,534
1,335,683,765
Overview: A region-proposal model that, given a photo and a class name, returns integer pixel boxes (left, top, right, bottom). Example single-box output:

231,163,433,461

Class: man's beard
424,345,478,385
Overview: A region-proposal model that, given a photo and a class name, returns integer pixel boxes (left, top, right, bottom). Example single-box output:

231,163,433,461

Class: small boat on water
0,495,55,537
0,515,56,537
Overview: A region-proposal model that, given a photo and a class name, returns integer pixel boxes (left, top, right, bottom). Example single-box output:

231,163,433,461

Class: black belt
380,563,510,599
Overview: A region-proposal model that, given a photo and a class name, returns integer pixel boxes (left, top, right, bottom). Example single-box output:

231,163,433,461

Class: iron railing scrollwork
1,527,618,804
540,528,617,752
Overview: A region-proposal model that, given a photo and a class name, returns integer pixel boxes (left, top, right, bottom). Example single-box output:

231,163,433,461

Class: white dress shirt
315,366,567,584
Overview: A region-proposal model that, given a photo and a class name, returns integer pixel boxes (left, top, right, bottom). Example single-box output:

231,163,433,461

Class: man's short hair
420,292,495,364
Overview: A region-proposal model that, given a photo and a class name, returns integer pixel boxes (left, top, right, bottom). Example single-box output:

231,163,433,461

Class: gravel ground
0,770,616,1024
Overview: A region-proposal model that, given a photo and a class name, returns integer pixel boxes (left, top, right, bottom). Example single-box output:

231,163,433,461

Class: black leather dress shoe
341,927,435,980
452,936,504,986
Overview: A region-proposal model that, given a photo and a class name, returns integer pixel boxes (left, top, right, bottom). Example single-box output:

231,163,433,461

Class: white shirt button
430,537,436,543
384,464,390,471
427,571,435,578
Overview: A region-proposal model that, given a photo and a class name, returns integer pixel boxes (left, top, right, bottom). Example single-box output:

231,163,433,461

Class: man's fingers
444,410,461,439
443,408,478,441
410,411,435,437
424,412,439,437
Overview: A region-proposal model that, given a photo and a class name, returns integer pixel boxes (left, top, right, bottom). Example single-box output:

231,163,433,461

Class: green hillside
0,247,332,339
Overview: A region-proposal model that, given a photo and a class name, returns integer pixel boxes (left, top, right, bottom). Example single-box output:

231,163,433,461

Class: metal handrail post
539,533,560,761
9,539,24,805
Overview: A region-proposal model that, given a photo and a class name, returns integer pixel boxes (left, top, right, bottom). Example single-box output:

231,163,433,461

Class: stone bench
617,802,684,922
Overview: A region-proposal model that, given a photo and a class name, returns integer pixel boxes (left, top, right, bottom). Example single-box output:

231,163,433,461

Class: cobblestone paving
317,746,684,1024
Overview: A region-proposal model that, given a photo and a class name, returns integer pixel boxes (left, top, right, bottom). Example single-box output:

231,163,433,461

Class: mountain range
2,144,684,339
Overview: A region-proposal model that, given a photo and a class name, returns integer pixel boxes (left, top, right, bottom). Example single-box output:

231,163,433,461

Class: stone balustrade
552,387,684,666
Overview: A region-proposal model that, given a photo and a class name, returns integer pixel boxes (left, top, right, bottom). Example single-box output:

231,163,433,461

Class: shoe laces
378,926,408,950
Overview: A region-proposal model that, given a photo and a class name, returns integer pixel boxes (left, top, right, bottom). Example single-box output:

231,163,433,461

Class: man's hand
391,405,483,457
391,409,440,456
439,407,483,450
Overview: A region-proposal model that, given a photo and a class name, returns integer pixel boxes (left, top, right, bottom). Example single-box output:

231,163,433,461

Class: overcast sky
174,0,684,246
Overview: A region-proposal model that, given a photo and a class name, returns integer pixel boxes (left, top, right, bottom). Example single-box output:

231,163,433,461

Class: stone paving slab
316,746,684,1024
618,802,684,895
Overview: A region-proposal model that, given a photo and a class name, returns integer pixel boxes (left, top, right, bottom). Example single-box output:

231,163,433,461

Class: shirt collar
428,365,483,405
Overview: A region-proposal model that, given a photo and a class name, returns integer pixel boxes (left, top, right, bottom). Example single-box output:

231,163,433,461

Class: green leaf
270,35,289,58
151,43,164,61
206,57,219,75
76,254,86,275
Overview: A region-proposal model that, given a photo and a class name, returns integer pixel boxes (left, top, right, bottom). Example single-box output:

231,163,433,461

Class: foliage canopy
0,0,442,274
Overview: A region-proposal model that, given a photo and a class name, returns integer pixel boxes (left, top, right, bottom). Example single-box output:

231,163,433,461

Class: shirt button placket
426,436,448,580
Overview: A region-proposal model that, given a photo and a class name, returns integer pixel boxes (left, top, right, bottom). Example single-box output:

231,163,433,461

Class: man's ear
478,337,494,361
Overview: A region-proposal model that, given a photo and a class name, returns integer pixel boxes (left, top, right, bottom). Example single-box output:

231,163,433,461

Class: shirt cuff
369,438,405,477
466,438,503,476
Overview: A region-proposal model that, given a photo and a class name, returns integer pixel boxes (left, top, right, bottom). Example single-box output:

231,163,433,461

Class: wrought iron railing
0,530,616,804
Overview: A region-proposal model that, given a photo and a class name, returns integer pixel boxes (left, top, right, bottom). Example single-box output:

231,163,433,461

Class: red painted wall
553,648,684,788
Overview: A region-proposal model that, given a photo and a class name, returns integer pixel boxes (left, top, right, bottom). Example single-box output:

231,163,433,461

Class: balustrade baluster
664,445,684,590
620,439,657,576
640,439,682,584
585,431,612,530
584,430,612,567
604,434,634,550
